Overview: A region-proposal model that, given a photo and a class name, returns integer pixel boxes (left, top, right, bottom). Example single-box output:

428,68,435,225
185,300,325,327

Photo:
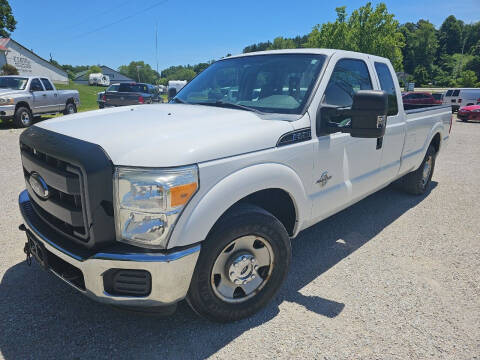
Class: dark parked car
103,83,161,107
97,83,120,108
402,92,442,110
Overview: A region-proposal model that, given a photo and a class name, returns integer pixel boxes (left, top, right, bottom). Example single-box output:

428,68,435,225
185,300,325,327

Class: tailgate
105,92,141,106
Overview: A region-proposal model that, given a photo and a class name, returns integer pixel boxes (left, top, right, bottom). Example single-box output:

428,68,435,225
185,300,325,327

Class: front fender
167,163,310,249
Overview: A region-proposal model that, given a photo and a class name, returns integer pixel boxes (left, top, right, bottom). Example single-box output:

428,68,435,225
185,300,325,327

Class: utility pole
155,23,159,76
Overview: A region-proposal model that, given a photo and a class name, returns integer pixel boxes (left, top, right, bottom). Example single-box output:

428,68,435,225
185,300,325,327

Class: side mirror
318,90,388,138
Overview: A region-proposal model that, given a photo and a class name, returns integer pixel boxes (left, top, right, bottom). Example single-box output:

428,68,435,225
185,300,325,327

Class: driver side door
29,78,48,114
311,56,384,223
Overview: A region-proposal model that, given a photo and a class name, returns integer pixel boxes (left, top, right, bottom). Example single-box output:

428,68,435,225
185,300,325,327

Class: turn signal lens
171,182,198,207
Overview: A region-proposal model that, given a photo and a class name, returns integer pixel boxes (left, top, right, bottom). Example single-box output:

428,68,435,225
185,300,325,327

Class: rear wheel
64,102,77,115
187,204,291,322
400,145,436,195
14,106,33,128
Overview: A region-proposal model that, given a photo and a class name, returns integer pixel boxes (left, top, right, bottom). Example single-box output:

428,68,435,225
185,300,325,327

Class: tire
14,106,33,128
187,204,291,322
400,145,436,195
64,102,77,115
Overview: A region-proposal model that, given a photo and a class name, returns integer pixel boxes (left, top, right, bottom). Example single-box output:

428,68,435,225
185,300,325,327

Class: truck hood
0,88,22,96
35,104,295,167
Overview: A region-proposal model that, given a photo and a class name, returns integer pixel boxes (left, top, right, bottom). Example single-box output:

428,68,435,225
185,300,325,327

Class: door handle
54,93,58,97
42,94,47,97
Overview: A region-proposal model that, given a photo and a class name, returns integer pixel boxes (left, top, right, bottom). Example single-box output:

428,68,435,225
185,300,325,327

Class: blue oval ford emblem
29,172,49,200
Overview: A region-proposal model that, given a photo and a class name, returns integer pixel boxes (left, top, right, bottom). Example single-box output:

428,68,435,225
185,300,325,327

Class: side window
323,58,372,111
40,78,54,91
30,78,44,92
374,62,398,116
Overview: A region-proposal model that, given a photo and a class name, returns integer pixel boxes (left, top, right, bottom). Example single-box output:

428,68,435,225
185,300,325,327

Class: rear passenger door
373,60,405,182
40,78,60,112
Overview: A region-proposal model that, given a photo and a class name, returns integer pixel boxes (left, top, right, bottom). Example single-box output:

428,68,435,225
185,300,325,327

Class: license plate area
25,231,49,269
23,230,86,290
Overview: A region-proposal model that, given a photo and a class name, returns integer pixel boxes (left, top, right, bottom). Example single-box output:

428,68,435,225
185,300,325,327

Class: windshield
0,76,28,90
175,54,326,114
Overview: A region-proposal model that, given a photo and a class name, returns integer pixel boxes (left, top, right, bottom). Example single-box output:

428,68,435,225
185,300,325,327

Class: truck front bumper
0,105,15,117
18,190,200,307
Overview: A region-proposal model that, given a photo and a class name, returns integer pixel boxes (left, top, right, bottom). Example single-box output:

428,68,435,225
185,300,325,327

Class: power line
69,0,132,29
73,0,169,39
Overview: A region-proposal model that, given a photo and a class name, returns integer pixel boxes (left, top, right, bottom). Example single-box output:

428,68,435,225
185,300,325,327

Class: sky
9,0,480,72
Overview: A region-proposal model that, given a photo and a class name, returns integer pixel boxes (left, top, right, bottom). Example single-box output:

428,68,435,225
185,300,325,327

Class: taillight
138,95,144,104
458,99,462,103
477,98,480,104
101,94,106,101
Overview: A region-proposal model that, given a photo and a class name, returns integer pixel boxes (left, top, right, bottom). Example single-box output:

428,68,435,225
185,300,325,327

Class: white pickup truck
18,49,451,322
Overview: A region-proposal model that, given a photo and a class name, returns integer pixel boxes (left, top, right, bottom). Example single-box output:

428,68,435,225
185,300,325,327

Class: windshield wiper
202,101,262,114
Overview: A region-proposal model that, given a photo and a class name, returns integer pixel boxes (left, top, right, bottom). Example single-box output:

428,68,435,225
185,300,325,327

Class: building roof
0,38,67,76
74,65,134,81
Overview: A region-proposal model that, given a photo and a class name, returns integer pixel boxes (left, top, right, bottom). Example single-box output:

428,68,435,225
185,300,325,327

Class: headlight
0,98,14,105
114,166,198,248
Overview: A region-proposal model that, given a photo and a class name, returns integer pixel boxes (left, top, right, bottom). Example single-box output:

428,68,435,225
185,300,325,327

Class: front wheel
14,106,33,128
64,102,77,115
187,204,291,322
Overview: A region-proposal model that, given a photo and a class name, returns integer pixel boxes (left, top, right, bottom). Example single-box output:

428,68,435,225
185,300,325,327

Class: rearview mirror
319,90,388,138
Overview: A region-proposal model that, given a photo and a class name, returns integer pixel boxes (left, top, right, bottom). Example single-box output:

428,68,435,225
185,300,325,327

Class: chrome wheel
67,104,75,114
21,111,30,126
211,235,274,303
422,155,433,186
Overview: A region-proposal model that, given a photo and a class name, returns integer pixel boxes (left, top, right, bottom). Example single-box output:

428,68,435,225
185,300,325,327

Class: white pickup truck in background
18,49,451,322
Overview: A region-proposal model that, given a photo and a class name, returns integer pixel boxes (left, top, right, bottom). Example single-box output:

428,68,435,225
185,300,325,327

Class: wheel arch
167,163,309,249
15,101,31,112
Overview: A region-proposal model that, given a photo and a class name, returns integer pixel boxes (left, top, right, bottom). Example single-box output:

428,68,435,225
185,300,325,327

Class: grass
55,81,104,112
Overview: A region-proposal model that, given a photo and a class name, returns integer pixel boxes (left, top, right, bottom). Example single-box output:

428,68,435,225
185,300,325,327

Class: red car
402,92,442,109
457,105,480,122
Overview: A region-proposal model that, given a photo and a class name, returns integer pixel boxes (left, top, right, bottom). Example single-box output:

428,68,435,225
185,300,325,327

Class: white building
0,38,68,84
74,65,134,85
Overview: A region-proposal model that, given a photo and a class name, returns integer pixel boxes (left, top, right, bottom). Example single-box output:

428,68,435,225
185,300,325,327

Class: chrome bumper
0,105,15,117
18,190,200,307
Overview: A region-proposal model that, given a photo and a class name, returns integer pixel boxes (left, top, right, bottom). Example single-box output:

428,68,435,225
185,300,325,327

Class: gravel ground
0,118,479,359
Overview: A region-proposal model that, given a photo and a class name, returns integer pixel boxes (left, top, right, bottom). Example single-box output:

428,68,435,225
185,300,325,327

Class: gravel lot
0,118,479,359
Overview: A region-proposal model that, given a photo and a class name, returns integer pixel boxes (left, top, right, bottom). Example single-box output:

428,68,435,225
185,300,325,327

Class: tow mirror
319,90,388,138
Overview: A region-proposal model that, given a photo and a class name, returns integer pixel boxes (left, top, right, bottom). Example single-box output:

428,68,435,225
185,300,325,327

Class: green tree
1,63,17,75
413,65,430,86
458,70,478,87
0,0,16,38
118,61,159,83
465,56,480,80
87,65,102,75
267,37,297,50
305,3,405,70
399,20,437,75
438,15,464,55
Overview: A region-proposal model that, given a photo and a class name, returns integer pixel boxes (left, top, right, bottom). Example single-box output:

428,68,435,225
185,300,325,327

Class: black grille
20,126,116,250
21,143,89,242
